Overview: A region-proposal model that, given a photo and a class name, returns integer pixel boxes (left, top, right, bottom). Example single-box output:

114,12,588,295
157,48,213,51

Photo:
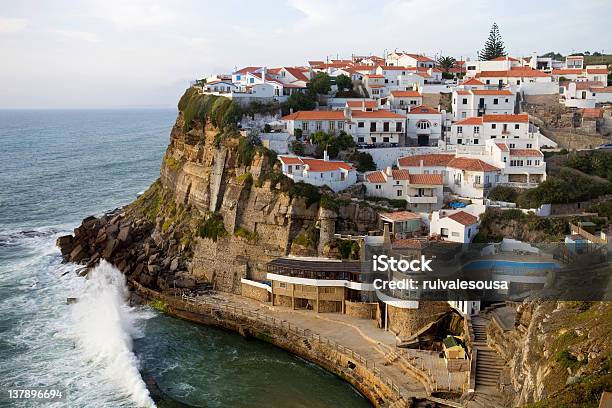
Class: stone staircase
475,349,504,389
472,319,488,344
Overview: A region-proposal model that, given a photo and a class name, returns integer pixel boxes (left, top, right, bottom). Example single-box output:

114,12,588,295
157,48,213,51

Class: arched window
417,120,431,130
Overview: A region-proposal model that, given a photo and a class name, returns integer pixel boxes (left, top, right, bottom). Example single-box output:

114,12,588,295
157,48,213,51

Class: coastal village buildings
429,210,479,243
452,88,516,120
405,105,443,146
278,153,356,192
448,114,531,145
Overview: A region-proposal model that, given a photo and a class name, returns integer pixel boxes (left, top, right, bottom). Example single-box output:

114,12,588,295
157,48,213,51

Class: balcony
473,182,492,189
407,195,437,204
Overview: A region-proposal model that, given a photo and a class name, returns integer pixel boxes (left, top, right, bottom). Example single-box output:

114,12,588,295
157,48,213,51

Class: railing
407,195,437,204
473,182,491,189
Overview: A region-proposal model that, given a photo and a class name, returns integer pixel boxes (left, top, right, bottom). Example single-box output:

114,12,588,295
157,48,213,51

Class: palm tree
437,56,457,73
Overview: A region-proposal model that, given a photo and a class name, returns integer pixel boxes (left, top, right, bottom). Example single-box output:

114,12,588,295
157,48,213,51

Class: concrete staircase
472,318,488,344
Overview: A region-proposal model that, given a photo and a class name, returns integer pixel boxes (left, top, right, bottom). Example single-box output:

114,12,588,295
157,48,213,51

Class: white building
389,90,423,111
430,210,479,243
363,74,388,98
278,152,356,192
474,67,556,95
452,89,516,120
405,105,443,146
559,81,612,108
386,53,436,68
487,141,546,186
364,167,443,211
397,154,501,198
448,113,531,145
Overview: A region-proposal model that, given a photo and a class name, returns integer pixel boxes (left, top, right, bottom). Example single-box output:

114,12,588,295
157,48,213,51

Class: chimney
344,106,351,120
386,166,392,176
420,159,424,168
323,150,329,161
290,107,294,114
362,100,366,110
408,105,411,113
262,66,266,83
383,223,391,250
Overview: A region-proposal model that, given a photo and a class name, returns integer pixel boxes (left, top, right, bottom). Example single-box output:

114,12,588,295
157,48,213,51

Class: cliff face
487,301,611,407
58,108,380,294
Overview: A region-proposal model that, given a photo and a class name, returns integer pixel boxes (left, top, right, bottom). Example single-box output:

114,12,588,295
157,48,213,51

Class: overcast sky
0,0,610,109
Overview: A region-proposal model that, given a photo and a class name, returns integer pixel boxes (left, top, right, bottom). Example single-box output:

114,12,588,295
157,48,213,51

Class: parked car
597,143,612,150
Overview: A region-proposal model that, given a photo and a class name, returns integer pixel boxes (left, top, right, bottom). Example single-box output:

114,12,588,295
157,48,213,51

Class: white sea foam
71,260,155,408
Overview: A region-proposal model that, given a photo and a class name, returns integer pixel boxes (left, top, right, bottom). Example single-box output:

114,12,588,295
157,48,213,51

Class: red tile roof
391,169,410,180
406,105,440,114
352,110,405,119
455,117,483,125
380,211,422,221
390,90,422,97
462,78,485,85
409,174,443,185
490,56,519,62
509,149,543,157
405,54,435,63
448,157,499,172
476,67,550,78
482,113,528,123
471,89,514,95
365,74,385,78
346,100,378,108
398,154,455,167
495,143,509,152
233,66,261,75
455,90,471,95
281,111,344,120
594,86,612,93
587,68,608,75
278,156,304,165
301,158,353,172
552,69,583,75
580,108,604,119
366,171,386,183
283,67,309,82
392,238,425,249
447,211,478,226
379,65,411,71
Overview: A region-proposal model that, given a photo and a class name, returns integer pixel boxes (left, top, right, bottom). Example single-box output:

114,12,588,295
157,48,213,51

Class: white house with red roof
464,56,522,77
430,210,479,243
389,90,423,111
474,67,556,95
364,167,444,211
386,53,436,69
565,55,584,70
278,152,356,192
281,108,406,146
452,88,516,120
487,141,546,186
363,74,388,98
449,114,532,146
405,105,443,146
397,153,501,198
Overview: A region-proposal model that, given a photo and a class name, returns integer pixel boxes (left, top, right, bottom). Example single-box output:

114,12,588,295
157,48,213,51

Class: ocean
0,109,370,407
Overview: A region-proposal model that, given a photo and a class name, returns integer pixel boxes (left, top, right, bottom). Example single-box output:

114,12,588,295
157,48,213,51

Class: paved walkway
205,292,469,401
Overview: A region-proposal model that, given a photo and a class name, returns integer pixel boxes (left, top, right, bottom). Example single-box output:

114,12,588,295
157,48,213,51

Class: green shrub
177,88,242,132
236,172,253,184
237,136,256,166
198,212,227,241
293,233,314,247
488,186,519,203
389,199,407,209
350,151,376,172
164,156,180,171
149,299,167,312
320,194,350,210
234,227,258,243
291,140,305,155
290,182,321,206
337,240,360,260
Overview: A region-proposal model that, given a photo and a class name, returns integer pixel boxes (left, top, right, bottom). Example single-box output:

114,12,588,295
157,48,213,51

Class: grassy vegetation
235,172,253,184
475,208,571,242
197,212,227,241
234,226,258,243
164,156,181,171
336,239,360,260
488,185,519,203
365,196,407,209
319,193,351,210
178,87,241,132
148,299,167,313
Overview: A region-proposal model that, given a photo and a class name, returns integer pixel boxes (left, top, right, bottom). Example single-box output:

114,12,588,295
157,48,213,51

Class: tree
541,51,564,60
437,56,457,73
335,74,353,91
307,72,332,95
478,23,507,61
283,91,316,114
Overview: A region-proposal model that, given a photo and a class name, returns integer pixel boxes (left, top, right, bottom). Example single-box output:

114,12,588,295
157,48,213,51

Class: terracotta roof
509,149,543,157
406,105,440,114
581,108,604,119
366,171,386,183
390,90,422,97
594,86,612,93
283,67,309,82
476,67,550,78
398,154,454,167
233,66,261,75
470,89,514,95
565,80,605,90
301,158,353,172
380,211,422,221
566,55,584,59
587,68,608,75
368,85,386,88
455,117,483,125
552,69,583,75
446,211,478,226
462,78,485,85
391,169,410,180
365,74,385,78
405,54,435,63
346,100,378,108
495,143,509,152
379,65,411,71
352,110,405,119
392,239,425,249
490,56,519,62
308,60,324,66
455,90,471,95
409,174,443,185
278,156,304,165
448,157,499,172
482,113,528,123
281,111,344,120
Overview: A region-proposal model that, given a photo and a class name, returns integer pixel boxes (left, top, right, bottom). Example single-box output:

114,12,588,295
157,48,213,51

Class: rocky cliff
58,93,380,294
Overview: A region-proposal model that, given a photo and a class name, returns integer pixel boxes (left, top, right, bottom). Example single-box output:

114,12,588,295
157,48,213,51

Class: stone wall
387,301,451,339
345,301,379,319
550,194,612,215
241,282,270,302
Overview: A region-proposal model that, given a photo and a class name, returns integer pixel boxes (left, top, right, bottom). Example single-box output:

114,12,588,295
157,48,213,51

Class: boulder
69,244,87,262
56,235,74,256
169,258,179,272
117,226,132,245
102,239,118,259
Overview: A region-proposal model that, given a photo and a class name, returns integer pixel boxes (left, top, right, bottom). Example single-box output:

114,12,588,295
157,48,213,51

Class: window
516,80,520,85
491,135,496,139
375,184,381,190
371,137,377,143
249,78,254,83
491,124,497,129
493,98,499,105
383,137,389,142
441,228,449,237
384,79,388,84
370,122,376,132
515,124,520,129
526,143,532,148
399,100,404,106
338,121,344,129
417,120,430,130
383,122,389,132
279,282,286,288
452,231,460,237
509,143,515,148
457,138,463,144
236,75,241,80
457,126,463,133
461,112,466,118
302,121,309,131
358,121,364,128
396,190,402,197
462,98,468,104
486,80,491,84
474,126,480,134
535,160,540,165
505,98,509,103
527,160,532,166
358,137,364,143
316,121,322,130
329,121,335,130
473,139,479,144
396,122,402,131
503,156,507,162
